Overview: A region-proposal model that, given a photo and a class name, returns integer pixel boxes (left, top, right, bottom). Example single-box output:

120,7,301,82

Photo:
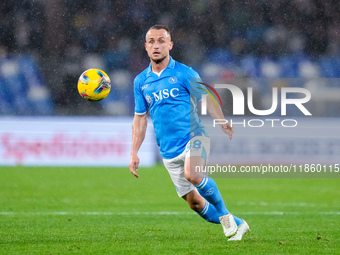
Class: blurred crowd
2,0,340,57
1,0,340,115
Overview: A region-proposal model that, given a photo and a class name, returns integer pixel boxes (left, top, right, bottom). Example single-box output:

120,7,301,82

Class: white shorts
163,136,210,197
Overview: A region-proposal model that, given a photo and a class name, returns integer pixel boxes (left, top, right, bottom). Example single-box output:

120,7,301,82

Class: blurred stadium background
1,0,340,167
1,3,340,254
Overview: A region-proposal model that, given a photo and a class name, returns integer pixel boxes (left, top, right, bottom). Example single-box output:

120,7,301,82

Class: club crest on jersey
169,76,177,84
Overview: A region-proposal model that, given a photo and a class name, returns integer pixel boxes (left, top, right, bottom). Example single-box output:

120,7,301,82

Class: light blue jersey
134,57,208,159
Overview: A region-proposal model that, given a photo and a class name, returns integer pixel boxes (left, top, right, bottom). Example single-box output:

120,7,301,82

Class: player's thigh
184,136,210,182
185,135,210,163
184,156,206,184
163,153,195,198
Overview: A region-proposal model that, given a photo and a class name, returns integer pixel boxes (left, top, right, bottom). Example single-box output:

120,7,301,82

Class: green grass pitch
0,165,339,254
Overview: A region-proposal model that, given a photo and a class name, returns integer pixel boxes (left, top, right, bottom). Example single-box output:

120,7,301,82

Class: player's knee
184,165,202,185
184,169,201,185
187,200,203,212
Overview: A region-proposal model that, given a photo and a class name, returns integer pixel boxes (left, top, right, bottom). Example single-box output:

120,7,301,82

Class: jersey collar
147,56,175,75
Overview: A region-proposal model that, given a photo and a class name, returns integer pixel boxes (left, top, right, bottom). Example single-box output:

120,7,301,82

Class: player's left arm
207,96,234,140
184,67,233,139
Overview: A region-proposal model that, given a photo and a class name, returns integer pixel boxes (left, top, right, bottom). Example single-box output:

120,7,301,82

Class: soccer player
129,25,249,241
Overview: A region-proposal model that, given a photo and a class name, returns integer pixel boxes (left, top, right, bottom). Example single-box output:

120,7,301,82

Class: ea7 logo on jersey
141,84,149,90
152,88,179,102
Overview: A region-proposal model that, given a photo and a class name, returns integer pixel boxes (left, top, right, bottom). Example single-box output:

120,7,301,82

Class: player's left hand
129,154,140,178
221,122,234,140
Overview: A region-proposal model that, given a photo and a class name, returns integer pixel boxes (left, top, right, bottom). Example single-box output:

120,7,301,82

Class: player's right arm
129,113,147,178
130,74,148,178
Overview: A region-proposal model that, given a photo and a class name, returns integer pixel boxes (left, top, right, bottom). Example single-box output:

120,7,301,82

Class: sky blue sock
195,176,243,225
196,201,220,224
197,202,243,226
233,214,243,226
195,176,229,217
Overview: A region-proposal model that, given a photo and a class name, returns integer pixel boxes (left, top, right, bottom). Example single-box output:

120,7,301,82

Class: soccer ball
77,69,111,101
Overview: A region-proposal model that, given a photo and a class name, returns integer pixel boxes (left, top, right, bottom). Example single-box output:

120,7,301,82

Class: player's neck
151,56,170,73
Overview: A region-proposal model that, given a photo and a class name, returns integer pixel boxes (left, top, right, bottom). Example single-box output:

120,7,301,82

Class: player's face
145,29,173,64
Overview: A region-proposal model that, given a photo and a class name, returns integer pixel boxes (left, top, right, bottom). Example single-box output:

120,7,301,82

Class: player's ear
169,41,173,51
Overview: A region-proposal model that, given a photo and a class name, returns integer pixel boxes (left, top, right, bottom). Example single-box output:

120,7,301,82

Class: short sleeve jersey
134,57,208,159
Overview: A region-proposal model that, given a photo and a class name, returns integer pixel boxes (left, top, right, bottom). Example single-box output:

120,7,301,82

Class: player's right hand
129,154,140,178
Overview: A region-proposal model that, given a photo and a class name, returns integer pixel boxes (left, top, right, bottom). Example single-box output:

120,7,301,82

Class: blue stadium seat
278,55,300,78
104,50,130,70
239,55,261,78
100,69,134,115
0,80,14,114
206,48,234,66
319,56,340,78
259,57,283,79
0,56,54,115
19,56,54,115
